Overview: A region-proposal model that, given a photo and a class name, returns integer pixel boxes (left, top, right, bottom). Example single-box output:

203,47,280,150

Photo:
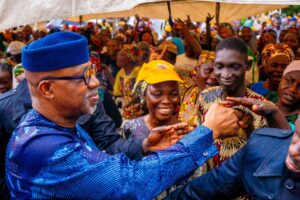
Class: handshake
142,101,244,153
143,97,300,174
143,96,281,153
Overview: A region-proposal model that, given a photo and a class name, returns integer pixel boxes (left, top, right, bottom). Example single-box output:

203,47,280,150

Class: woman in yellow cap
122,60,186,140
122,60,195,199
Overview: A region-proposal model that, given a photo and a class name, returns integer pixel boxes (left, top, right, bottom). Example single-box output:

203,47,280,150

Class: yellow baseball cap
136,60,183,84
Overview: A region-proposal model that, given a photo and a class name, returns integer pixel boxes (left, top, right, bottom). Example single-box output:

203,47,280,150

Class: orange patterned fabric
190,50,215,83
179,51,216,127
261,43,294,66
178,85,201,127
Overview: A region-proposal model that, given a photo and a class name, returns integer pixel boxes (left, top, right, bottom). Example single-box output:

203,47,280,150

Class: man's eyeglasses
38,65,97,86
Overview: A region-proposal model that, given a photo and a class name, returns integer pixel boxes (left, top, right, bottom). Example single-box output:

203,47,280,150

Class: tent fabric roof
0,0,299,30
77,2,286,23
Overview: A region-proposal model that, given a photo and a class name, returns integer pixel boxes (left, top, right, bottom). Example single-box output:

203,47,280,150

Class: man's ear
246,58,252,71
37,81,54,99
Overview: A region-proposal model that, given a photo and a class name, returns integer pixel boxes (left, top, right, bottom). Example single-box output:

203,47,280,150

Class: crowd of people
0,11,299,199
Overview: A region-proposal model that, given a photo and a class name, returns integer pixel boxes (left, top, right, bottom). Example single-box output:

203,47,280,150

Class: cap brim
145,74,184,84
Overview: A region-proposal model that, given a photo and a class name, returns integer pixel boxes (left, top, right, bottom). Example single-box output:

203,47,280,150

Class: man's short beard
89,104,97,114
85,88,99,114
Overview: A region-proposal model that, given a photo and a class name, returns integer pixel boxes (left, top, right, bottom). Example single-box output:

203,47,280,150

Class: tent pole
216,2,220,25
167,1,173,27
79,15,83,26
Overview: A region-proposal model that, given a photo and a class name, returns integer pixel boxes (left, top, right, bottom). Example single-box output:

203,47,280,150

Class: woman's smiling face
145,81,180,122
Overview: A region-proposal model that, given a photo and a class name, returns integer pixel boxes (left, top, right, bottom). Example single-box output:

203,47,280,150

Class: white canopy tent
74,1,293,23
0,0,299,30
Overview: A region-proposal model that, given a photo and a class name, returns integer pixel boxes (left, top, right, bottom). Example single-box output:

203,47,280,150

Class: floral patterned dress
178,85,202,127
197,86,268,168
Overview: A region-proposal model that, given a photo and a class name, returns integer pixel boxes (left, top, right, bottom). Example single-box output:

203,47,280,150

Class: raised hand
186,15,195,29
174,18,190,31
142,122,194,153
206,13,214,23
186,15,192,23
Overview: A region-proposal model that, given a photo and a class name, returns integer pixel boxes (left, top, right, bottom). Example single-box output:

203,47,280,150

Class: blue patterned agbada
6,109,217,199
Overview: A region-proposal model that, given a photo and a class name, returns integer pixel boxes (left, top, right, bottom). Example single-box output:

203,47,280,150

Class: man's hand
221,97,290,129
202,104,239,140
185,15,195,29
220,97,276,116
142,122,194,153
206,13,214,23
235,111,254,130
286,114,300,173
174,18,188,31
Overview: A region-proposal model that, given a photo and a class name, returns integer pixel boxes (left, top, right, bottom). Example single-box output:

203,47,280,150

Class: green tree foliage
282,5,300,16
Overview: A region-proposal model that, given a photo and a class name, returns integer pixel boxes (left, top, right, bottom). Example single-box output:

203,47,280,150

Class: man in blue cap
5,31,239,199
